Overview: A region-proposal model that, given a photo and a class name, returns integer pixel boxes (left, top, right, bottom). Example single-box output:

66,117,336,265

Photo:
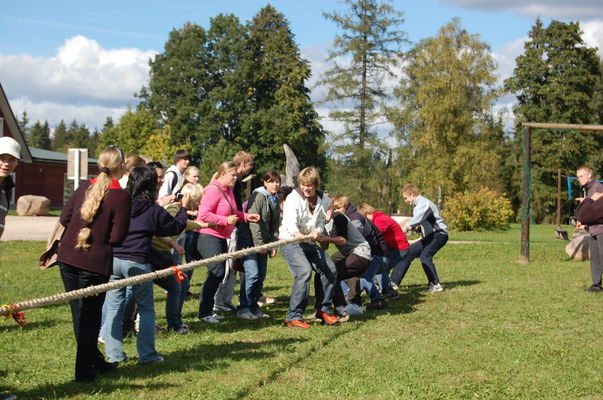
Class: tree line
18,1,603,223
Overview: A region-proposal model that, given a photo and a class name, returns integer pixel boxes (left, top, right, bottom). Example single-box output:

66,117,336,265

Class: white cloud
440,0,603,19
0,35,156,130
581,20,603,52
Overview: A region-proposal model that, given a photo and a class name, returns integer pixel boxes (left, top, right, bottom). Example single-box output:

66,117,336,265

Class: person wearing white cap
0,136,21,240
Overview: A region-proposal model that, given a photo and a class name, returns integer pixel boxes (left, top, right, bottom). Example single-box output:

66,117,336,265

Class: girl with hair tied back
57,146,132,382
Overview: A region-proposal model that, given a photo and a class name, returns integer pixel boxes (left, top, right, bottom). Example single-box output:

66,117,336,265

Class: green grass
0,224,602,399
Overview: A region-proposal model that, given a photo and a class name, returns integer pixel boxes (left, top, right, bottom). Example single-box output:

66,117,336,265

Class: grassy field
0,224,601,399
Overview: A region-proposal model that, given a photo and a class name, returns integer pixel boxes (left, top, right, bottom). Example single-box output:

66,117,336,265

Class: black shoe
586,285,603,292
75,371,97,382
93,361,119,373
366,299,387,310
382,289,400,300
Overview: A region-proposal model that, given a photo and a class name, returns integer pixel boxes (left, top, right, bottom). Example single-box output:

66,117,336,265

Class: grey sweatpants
589,234,603,286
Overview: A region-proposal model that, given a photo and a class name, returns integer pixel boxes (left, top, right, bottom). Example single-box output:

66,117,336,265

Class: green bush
443,188,513,231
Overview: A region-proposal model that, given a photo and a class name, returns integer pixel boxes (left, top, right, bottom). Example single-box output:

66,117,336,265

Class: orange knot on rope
1,304,28,326
169,266,187,284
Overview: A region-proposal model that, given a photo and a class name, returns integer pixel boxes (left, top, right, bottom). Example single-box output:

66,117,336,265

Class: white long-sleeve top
278,188,330,240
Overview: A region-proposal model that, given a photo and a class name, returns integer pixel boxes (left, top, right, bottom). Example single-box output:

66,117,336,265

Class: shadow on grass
20,337,307,399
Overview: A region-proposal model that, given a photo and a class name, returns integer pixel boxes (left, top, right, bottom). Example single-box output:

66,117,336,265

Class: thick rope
1,234,313,321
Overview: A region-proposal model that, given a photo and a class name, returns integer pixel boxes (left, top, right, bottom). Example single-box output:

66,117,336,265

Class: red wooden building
0,83,97,207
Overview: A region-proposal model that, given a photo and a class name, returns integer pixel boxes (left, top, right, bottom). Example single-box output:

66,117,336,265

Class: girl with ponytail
57,146,132,382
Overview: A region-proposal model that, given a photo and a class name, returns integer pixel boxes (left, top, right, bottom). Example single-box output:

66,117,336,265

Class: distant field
1,224,600,400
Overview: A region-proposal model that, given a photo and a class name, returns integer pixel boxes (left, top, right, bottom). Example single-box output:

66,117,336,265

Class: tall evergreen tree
389,19,503,202
246,5,326,173
504,19,601,222
51,119,72,152
17,111,29,136
319,0,407,207
28,120,51,149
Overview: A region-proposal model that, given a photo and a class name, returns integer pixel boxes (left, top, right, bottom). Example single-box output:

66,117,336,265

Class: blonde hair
76,146,124,249
401,184,420,197
180,183,204,206
357,203,375,215
233,151,255,164
184,165,199,179
217,161,238,178
124,153,146,174
333,195,350,210
298,166,320,189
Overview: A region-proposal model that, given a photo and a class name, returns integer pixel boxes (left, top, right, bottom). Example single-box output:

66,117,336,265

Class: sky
1,0,603,135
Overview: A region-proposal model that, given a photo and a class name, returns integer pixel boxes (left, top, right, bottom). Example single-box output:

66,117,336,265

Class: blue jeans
390,232,448,285
280,241,337,321
378,248,409,291
197,234,228,318
150,248,183,330
360,255,388,301
237,237,267,315
103,257,161,363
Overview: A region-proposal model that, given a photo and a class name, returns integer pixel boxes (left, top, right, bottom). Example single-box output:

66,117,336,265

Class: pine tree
51,120,71,152
246,5,326,173
504,19,601,222
17,111,29,137
27,120,51,149
319,0,407,207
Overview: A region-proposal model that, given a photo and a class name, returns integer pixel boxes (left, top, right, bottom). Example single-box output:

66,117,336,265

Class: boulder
565,229,590,261
16,195,51,216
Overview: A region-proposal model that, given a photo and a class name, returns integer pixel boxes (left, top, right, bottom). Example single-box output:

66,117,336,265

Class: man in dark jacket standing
575,166,603,292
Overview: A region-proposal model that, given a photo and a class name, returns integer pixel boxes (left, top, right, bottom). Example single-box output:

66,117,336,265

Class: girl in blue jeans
104,166,189,364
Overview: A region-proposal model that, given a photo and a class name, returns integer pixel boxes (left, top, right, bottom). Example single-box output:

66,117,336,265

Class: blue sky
1,0,602,132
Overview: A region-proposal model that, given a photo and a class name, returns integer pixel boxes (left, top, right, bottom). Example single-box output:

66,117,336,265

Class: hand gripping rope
0,234,313,324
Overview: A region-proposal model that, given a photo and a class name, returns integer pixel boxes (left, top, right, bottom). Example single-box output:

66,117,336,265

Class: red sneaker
283,320,310,328
317,311,339,325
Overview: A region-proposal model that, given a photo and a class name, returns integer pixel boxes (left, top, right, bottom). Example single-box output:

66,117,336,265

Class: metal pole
519,126,531,264
74,149,80,191
556,169,561,229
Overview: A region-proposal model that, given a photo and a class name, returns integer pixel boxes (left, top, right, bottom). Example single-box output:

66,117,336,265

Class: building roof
30,147,98,164
0,82,33,163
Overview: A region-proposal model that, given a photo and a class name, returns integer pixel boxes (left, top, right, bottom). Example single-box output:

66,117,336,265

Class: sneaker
169,324,189,334
304,312,322,322
586,285,603,292
316,310,339,325
334,306,350,322
213,304,236,312
139,356,164,364
0,394,18,400
258,296,276,307
425,283,444,293
253,311,271,319
366,299,387,311
237,311,259,320
200,315,222,324
344,303,363,315
283,319,310,328
212,313,225,320
93,360,118,373
382,289,400,300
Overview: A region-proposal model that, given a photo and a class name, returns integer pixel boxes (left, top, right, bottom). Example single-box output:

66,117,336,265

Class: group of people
3,135,600,389
38,143,451,382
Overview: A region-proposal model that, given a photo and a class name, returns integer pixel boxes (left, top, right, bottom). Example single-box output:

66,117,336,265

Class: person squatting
55,147,449,382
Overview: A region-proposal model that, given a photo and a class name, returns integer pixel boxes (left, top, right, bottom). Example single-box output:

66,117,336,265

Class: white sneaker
212,313,225,320
237,311,259,320
213,304,235,312
254,311,271,319
425,283,444,293
344,303,363,315
200,315,222,324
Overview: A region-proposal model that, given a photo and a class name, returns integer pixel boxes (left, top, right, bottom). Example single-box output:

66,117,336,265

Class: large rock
565,229,590,261
283,144,300,188
16,195,51,216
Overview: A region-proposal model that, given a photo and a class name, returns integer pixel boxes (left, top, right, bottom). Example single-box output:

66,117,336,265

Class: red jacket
372,211,409,251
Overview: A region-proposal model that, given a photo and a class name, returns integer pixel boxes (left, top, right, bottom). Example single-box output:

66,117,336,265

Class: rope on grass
0,234,313,322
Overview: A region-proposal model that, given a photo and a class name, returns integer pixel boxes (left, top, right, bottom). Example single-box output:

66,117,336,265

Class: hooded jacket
113,198,187,264
278,188,329,240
